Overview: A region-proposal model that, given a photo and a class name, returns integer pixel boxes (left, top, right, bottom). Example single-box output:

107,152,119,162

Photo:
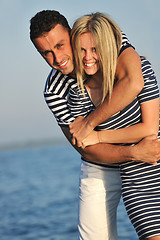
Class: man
30,10,160,239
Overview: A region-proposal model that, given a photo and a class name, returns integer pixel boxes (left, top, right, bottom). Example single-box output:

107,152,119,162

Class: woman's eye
93,48,96,52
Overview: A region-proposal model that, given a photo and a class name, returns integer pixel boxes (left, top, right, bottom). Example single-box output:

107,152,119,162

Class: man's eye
57,44,63,49
42,51,51,57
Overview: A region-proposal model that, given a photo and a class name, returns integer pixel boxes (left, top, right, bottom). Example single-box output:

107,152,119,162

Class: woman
68,12,160,240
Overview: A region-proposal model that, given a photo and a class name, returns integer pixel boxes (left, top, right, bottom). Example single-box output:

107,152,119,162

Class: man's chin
61,70,69,75
61,67,74,75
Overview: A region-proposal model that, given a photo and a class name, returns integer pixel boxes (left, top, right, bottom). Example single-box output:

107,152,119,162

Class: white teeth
60,60,68,67
84,62,95,67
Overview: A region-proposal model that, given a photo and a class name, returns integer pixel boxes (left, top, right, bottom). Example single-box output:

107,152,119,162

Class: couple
30,10,160,240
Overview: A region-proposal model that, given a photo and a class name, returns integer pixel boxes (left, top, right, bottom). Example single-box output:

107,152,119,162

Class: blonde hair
71,12,122,102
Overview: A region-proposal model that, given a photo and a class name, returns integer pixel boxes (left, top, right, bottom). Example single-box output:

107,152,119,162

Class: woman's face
80,32,99,75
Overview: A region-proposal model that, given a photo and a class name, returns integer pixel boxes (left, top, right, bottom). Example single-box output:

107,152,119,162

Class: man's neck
67,69,76,79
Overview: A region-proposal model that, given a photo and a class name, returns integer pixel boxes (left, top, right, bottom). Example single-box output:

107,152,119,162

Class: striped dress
67,57,160,240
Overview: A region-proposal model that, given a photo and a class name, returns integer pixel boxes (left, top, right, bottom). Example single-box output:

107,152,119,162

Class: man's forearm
61,126,160,165
84,136,160,165
82,143,135,164
85,77,142,129
85,48,144,128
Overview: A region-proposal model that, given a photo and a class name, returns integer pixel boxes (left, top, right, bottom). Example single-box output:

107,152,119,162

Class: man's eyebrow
38,40,65,54
41,50,52,54
37,49,51,55
55,40,65,47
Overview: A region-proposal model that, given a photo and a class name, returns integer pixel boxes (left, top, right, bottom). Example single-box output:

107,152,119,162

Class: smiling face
33,24,74,75
80,32,100,76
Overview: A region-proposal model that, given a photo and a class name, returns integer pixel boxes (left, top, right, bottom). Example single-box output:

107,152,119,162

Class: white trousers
78,161,121,240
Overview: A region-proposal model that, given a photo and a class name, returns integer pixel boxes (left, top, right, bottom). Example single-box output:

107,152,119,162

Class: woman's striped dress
67,57,160,240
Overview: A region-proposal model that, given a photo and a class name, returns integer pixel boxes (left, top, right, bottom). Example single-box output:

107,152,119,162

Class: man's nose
53,51,62,64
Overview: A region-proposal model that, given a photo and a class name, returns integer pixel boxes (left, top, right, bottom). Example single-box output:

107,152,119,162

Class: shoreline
0,138,68,152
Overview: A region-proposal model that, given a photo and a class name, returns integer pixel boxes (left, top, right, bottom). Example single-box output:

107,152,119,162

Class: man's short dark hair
30,10,71,41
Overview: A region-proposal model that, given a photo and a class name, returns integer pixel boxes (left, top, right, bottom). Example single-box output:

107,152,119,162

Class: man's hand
69,116,94,147
132,135,160,165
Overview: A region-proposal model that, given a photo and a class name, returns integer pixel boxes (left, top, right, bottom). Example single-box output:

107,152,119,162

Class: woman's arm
82,98,159,147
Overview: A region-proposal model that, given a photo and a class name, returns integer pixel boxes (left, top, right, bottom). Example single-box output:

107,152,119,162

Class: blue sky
1,0,160,147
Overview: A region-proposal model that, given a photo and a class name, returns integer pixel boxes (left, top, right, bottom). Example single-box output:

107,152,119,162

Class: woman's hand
81,130,99,148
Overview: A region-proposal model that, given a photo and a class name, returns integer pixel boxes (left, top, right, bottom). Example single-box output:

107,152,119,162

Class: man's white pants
78,161,121,240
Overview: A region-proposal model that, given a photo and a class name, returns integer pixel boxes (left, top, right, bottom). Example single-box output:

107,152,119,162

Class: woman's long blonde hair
71,12,122,102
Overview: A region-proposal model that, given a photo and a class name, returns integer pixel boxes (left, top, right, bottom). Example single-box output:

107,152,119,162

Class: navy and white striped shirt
44,33,133,126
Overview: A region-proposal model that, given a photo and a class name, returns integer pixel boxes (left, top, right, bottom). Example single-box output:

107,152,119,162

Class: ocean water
0,144,138,240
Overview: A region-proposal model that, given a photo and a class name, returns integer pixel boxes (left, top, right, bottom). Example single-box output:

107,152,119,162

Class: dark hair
30,10,71,41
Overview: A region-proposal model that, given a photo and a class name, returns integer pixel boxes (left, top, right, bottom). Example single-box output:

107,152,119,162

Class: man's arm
61,126,160,165
70,48,144,146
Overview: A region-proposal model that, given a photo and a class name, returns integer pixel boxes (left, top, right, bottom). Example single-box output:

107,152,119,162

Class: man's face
33,24,74,75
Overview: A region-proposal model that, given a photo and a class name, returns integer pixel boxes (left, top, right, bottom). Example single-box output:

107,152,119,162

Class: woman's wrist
97,131,101,143
97,130,109,144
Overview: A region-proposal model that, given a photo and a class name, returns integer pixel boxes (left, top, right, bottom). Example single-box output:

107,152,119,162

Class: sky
1,0,160,148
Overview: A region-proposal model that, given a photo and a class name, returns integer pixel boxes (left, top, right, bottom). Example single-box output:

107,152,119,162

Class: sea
0,143,138,240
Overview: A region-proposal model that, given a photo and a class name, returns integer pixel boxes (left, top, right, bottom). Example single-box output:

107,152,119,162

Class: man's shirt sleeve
119,32,135,55
138,57,159,103
43,69,76,126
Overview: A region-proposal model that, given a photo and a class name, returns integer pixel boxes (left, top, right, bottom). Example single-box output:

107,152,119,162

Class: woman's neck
85,71,103,106
85,70,102,88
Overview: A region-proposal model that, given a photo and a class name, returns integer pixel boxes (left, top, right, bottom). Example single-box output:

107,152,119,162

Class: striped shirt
44,32,133,126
